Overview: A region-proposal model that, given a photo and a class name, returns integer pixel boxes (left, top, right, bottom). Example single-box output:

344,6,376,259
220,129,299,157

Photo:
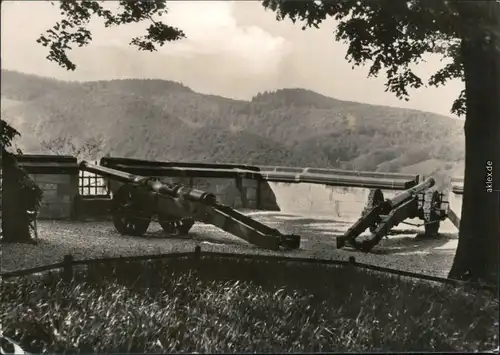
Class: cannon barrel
97,157,419,191
79,161,217,205
80,160,147,184
388,177,435,207
262,171,418,190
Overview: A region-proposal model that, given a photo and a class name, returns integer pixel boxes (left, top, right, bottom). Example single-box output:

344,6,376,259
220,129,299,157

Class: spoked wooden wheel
362,189,385,233
423,190,441,237
112,185,151,237
159,217,195,236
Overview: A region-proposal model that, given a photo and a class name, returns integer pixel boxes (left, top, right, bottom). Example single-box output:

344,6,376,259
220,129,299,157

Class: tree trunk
448,3,500,285
1,168,34,243
1,152,36,244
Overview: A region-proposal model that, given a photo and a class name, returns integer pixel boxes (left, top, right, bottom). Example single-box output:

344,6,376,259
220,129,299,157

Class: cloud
161,2,292,73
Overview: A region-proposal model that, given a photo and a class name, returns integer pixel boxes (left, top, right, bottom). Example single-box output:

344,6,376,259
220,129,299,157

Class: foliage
16,169,44,213
2,71,465,174
0,257,497,353
0,119,21,152
36,0,185,71
40,136,105,161
0,119,43,214
261,0,499,117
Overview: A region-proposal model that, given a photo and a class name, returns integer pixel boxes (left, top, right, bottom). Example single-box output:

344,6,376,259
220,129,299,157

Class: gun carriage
336,177,450,252
84,157,458,254
79,161,301,251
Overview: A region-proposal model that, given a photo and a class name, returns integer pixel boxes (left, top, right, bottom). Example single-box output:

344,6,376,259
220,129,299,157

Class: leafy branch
36,0,185,71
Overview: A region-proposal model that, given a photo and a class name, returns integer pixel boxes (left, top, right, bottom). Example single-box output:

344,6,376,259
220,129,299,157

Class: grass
1,255,498,353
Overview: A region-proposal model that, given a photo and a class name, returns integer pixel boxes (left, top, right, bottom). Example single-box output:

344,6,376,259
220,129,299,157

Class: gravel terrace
0,211,458,278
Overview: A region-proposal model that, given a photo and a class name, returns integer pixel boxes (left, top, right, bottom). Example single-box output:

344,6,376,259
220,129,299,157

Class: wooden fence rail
1,246,496,294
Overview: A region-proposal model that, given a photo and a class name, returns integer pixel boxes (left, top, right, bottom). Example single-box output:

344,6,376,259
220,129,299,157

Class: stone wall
29,173,79,219
17,155,79,219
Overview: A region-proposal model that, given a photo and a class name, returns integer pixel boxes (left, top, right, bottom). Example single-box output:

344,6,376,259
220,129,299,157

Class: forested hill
1,69,465,175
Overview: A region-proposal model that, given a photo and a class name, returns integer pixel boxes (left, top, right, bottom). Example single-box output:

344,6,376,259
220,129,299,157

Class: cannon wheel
159,216,195,236
112,184,151,237
423,190,441,237
362,189,385,233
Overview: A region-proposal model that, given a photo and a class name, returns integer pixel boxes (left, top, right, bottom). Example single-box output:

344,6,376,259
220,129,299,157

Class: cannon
99,157,420,190
79,161,301,251
336,177,449,252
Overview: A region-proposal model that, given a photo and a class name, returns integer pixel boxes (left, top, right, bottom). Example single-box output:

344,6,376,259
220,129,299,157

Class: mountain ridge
1,69,464,175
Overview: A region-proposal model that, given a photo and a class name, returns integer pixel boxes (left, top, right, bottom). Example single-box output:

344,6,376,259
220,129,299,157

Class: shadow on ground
270,216,457,257
143,229,245,246
367,233,457,255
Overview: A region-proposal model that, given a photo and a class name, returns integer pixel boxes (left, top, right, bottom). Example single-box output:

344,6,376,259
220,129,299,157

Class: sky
1,0,464,118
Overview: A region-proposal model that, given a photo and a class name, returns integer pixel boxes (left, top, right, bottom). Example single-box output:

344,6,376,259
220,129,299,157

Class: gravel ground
0,211,458,278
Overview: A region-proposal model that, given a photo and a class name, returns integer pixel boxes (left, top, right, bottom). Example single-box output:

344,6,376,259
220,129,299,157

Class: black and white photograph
1,0,499,353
